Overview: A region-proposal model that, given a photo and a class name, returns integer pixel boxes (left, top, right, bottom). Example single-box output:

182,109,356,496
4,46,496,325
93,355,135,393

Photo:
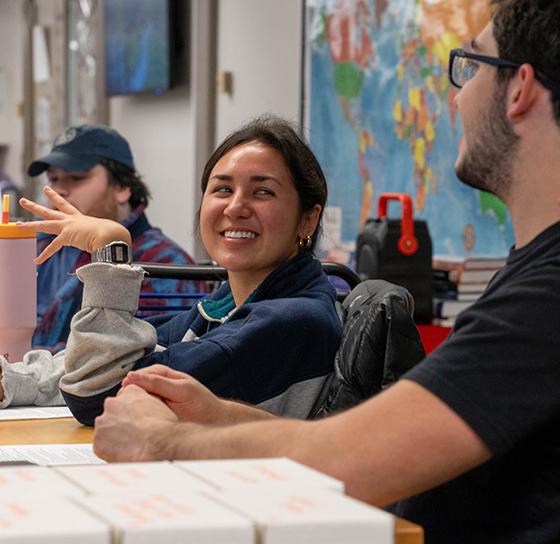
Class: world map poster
305,0,513,262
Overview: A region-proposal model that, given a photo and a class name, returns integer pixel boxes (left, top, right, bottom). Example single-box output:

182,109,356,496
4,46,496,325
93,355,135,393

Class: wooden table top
0,416,93,445
0,417,423,543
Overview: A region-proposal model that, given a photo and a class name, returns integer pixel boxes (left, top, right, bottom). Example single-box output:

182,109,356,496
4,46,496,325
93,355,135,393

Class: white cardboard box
0,497,109,543
75,490,254,544
0,462,394,543
208,487,394,544
174,457,344,492
54,461,213,495
0,465,85,498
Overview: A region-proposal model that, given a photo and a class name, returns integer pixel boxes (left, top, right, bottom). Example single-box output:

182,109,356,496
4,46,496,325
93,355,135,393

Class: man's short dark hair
493,0,560,124
101,158,151,209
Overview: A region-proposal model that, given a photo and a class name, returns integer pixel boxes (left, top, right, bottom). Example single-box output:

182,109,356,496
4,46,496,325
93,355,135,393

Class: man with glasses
92,1,560,542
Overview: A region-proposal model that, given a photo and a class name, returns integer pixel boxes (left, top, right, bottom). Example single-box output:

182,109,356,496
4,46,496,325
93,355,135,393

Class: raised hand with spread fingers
18,185,131,264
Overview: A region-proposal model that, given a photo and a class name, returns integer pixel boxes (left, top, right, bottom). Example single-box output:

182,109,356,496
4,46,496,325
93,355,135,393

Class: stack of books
432,255,507,320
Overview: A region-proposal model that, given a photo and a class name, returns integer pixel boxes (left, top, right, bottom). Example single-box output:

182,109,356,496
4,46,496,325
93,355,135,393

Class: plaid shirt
33,206,208,353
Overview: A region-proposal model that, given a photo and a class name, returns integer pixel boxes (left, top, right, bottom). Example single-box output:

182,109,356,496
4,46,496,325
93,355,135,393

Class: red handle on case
377,193,419,256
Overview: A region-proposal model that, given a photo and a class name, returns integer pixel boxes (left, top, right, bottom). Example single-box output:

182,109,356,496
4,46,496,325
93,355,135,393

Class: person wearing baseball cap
28,125,135,177
28,125,207,352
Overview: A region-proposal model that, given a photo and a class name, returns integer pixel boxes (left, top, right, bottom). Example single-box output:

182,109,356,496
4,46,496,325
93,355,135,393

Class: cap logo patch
54,127,77,146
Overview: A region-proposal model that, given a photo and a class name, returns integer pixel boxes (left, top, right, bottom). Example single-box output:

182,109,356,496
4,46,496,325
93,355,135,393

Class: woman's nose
224,192,251,218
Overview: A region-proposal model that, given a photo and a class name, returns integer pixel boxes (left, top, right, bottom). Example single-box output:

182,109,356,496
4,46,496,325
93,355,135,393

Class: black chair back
134,261,361,304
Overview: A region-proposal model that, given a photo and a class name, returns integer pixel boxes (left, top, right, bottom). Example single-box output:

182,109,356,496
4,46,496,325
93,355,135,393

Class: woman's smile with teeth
223,230,257,239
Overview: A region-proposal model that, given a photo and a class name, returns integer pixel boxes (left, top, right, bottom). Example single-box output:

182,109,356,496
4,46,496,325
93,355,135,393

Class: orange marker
1,194,9,224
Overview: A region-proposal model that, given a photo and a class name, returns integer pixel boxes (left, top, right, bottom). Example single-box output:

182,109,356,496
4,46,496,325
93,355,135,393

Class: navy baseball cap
27,125,135,177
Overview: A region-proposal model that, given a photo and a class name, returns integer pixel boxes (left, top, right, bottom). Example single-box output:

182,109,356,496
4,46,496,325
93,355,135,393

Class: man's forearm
157,380,491,508
165,416,310,462
95,379,490,508
220,399,276,424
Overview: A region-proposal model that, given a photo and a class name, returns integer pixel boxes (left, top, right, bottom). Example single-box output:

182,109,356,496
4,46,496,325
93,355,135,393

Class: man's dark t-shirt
390,221,560,544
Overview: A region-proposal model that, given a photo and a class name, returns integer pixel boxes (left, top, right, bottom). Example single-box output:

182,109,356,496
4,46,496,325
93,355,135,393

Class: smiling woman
201,141,321,305
0,116,342,426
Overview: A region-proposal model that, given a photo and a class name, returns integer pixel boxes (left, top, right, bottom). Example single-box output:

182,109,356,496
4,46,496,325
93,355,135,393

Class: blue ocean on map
307,0,514,258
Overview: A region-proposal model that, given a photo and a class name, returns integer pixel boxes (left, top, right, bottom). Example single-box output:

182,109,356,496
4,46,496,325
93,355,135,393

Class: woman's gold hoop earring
298,235,313,250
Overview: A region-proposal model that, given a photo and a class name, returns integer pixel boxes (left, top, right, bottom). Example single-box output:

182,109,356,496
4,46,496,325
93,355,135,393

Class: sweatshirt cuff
0,357,38,408
77,263,145,314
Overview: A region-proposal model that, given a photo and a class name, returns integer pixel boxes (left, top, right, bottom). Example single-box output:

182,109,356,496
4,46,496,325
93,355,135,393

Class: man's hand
121,365,273,425
121,365,228,424
93,385,179,462
18,186,131,264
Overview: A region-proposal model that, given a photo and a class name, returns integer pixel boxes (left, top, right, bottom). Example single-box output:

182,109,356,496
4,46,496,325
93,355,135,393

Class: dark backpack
309,280,426,418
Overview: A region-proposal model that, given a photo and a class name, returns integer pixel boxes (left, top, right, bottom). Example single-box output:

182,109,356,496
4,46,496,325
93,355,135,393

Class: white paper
35,95,52,142
0,444,104,466
32,25,51,82
320,206,343,250
0,66,7,118
0,406,72,420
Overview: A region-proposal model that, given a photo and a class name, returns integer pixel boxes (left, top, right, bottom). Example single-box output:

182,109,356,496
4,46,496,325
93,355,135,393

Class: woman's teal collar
198,288,258,323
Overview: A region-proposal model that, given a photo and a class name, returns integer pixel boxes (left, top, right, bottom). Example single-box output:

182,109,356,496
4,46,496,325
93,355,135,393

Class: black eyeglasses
448,48,551,90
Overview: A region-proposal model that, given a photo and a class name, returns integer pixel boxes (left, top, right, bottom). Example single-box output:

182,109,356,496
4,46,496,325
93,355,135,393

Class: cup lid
0,223,37,239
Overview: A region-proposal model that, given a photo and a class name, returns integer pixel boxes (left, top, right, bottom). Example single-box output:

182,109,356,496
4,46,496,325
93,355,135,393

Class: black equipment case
356,193,433,322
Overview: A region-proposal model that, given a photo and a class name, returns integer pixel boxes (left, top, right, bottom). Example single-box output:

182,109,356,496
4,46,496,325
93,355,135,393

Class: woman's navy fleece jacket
60,252,342,425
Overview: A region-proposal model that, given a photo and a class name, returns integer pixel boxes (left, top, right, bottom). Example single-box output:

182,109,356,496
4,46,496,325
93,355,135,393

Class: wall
0,0,303,255
111,0,303,255
215,0,303,144
110,88,197,253
0,0,24,187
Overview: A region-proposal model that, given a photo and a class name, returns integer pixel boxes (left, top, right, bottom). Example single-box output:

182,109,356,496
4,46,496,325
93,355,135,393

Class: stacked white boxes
0,458,394,543
74,491,253,544
54,461,212,495
0,497,109,543
174,457,344,492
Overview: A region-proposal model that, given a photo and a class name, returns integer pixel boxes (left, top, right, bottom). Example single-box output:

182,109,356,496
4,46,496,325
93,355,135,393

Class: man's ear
115,185,132,205
507,64,540,122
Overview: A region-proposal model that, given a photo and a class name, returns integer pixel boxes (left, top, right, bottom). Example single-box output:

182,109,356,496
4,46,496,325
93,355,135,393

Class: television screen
105,0,171,96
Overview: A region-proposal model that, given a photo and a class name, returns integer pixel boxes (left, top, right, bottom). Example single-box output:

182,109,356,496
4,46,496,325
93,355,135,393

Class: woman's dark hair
493,0,560,125
101,158,151,209
199,115,328,251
